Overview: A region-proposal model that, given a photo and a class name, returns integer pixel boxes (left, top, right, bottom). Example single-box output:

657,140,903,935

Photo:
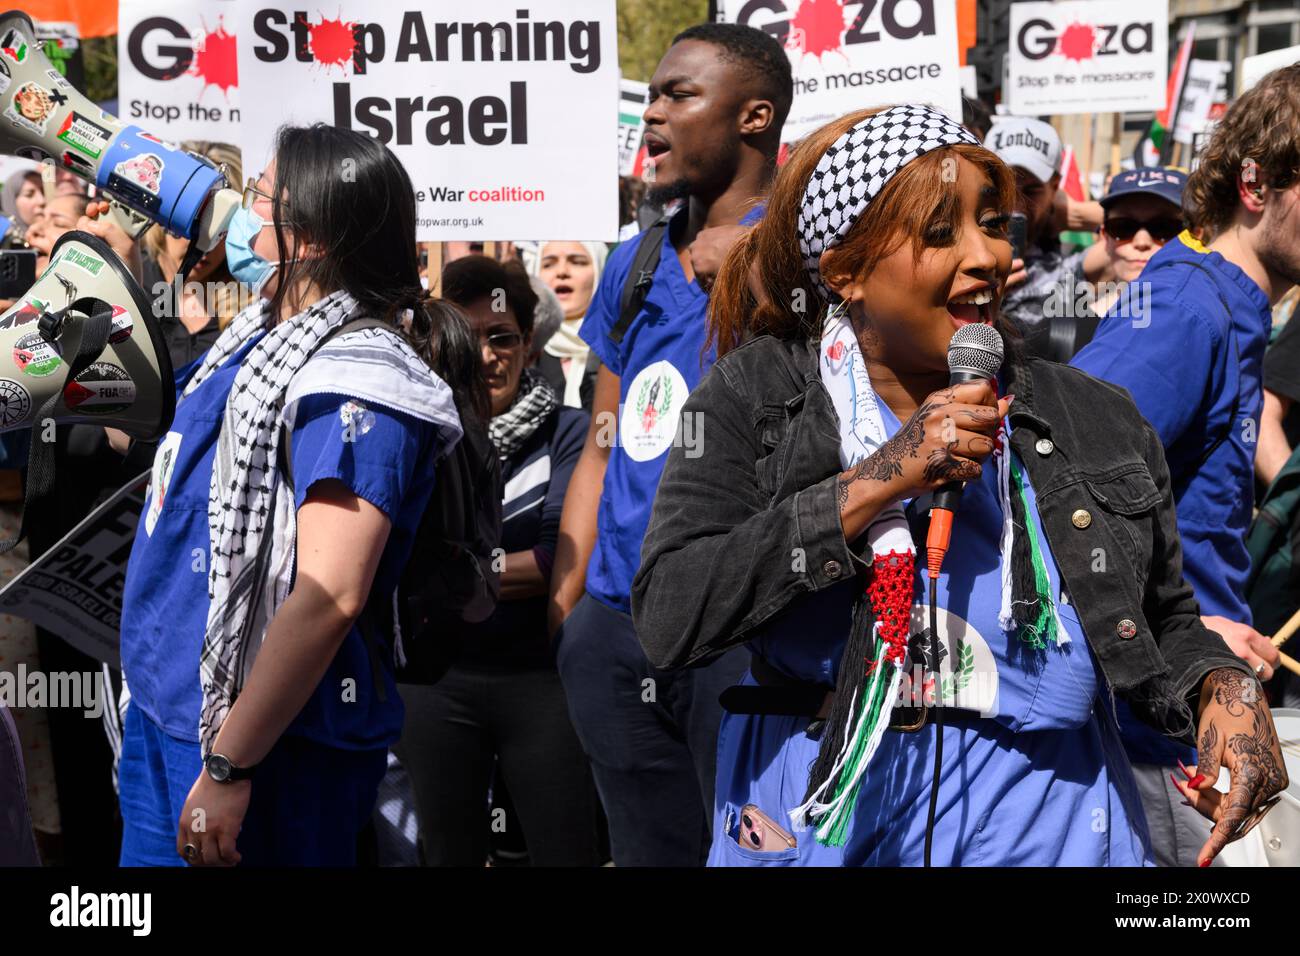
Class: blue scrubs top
120,333,440,751
710,403,1151,867
1072,233,1272,765
580,204,764,614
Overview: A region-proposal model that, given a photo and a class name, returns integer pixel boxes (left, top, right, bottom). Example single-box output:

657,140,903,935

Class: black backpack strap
608,217,669,346
1147,257,1242,471
1046,308,1103,364
578,348,601,411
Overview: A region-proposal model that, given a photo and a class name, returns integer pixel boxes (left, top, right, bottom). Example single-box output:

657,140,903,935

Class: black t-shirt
1264,317,1300,447
140,254,222,374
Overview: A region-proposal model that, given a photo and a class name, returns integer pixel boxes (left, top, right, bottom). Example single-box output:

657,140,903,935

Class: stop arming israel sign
117,0,241,145
719,0,964,142
1008,0,1168,116
234,0,619,241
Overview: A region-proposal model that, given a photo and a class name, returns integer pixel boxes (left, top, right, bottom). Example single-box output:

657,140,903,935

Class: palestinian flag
1060,145,1086,202
1136,25,1195,166
1,29,27,63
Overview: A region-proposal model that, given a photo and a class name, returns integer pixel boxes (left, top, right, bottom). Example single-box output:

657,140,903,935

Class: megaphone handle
0,300,115,555
104,202,153,243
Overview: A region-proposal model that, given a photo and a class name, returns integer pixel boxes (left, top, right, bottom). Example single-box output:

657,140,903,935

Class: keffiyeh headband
797,104,978,303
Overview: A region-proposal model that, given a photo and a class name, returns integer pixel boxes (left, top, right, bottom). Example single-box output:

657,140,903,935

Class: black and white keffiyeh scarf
179,289,462,751
488,368,558,460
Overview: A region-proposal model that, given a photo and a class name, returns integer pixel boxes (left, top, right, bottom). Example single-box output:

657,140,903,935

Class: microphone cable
922,518,950,868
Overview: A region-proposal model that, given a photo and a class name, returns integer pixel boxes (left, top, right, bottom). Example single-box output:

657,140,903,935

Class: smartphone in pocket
737,804,797,852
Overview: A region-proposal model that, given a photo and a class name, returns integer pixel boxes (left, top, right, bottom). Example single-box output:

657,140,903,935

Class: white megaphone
0,228,174,550
0,230,174,439
0,9,240,250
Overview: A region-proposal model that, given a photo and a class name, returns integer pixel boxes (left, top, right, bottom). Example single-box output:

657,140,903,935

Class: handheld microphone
925,322,1004,579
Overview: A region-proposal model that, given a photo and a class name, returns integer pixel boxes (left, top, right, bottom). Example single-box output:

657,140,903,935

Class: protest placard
1008,0,1168,116
619,78,647,178
1173,59,1229,145
1240,44,1300,95
117,0,241,145
235,0,619,242
718,0,964,141
0,473,149,668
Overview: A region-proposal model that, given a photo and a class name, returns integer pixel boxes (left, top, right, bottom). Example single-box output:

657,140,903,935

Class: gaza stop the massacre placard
235,0,619,241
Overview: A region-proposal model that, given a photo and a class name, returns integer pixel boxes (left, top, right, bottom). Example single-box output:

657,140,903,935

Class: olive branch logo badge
636,372,673,433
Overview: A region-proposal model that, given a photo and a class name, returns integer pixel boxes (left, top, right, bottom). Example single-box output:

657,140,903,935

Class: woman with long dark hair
398,255,599,866
116,124,480,866
632,106,1288,866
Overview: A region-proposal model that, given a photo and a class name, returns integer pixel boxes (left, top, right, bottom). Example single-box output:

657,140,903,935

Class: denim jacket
631,334,1251,746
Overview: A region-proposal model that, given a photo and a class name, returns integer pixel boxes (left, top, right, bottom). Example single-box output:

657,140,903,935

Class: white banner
1240,44,1300,95
0,473,150,668
1008,0,1168,115
618,78,647,178
235,0,619,242
719,0,964,142
117,0,242,146
1173,59,1229,145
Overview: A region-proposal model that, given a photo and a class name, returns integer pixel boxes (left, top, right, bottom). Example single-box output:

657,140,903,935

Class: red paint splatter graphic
188,20,237,97
827,341,845,361
298,13,357,73
790,0,846,62
1057,22,1096,62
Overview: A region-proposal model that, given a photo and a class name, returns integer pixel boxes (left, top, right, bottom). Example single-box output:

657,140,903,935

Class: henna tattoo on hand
1228,711,1289,799
836,398,939,508
836,388,993,510
922,447,975,483
1198,667,1290,849
1199,720,1218,761
1208,667,1258,717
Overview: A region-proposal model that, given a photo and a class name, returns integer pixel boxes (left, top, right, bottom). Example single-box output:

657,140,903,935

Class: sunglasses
481,331,523,352
1103,217,1184,242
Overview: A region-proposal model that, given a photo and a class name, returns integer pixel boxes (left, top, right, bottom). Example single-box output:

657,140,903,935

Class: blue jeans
555,593,748,866
118,703,386,866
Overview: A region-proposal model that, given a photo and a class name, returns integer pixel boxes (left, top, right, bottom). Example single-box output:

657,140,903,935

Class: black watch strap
205,753,257,782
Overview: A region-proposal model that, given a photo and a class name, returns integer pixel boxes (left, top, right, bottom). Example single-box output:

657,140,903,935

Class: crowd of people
1,19,1298,869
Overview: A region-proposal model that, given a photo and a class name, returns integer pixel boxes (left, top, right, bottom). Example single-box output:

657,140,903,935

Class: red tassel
868,549,915,665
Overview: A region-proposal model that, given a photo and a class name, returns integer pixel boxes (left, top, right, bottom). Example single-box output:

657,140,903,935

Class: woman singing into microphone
632,106,1287,867
115,125,478,866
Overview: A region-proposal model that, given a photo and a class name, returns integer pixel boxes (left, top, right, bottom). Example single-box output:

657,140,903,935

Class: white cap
986,117,1061,183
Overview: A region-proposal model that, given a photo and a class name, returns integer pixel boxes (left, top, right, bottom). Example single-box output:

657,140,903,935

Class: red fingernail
1186,774,1207,789
1199,858,1212,868
1169,773,1184,790
1177,758,1193,779
1180,800,1193,807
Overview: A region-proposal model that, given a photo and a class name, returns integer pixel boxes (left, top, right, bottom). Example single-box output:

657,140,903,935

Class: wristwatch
204,752,257,783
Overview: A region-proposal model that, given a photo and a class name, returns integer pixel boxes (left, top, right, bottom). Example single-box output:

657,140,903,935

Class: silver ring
183,843,198,860
1255,662,1267,675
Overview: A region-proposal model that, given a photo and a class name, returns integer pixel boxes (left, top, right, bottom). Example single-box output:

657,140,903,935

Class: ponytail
400,291,491,424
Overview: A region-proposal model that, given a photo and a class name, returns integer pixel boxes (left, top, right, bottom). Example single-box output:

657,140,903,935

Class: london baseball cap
1100,167,1187,210
986,117,1062,183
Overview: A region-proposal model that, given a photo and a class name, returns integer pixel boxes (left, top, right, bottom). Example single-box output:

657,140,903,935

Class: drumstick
1271,607,1300,648
1280,650,1300,678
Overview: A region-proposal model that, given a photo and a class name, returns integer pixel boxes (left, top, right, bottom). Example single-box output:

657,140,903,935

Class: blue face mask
224,205,278,294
